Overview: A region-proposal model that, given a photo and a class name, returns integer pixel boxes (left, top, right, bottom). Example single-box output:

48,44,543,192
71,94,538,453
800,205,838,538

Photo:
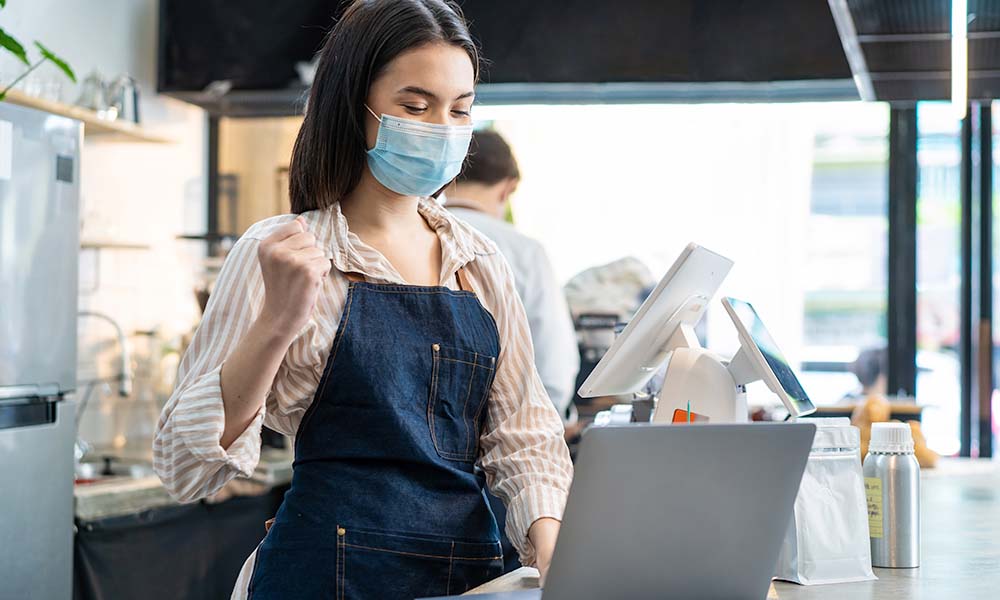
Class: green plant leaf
34,41,75,82
0,28,30,66
0,1,7,8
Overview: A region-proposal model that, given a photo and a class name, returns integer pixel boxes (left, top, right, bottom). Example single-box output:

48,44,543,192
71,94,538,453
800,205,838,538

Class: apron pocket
248,545,338,599
428,343,496,462
338,526,503,599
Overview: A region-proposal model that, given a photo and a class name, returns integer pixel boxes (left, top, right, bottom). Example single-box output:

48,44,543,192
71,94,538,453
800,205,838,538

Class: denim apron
248,269,504,599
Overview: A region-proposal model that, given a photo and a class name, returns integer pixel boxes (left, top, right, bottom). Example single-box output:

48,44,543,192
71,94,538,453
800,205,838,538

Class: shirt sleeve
478,253,574,568
518,240,580,417
153,237,267,502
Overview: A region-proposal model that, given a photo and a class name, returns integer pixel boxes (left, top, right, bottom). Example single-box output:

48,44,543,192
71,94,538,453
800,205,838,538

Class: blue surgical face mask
364,104,473,197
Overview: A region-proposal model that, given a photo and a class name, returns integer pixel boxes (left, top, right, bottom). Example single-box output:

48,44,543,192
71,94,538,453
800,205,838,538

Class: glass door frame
959,103,994,458
889,101,994,458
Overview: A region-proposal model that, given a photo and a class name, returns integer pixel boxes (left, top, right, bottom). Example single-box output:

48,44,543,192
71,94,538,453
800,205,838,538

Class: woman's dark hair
457,129,520,186
289,0,480,213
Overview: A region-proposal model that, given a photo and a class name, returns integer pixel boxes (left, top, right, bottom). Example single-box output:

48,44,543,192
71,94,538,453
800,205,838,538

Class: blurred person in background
445,130,580,421
848,346,889,400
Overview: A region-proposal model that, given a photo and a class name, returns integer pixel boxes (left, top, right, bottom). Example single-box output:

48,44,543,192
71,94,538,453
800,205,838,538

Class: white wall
1,0,207,455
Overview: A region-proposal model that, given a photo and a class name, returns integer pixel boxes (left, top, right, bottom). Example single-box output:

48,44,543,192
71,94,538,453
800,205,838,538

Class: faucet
74,311,132,467
78,310,132,397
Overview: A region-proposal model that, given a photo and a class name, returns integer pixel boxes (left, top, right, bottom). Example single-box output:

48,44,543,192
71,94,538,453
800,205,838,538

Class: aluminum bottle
863,422,920,568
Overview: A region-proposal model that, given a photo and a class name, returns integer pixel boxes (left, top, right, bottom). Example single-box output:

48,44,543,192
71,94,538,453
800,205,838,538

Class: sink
75,456,155,485
73,456,171,521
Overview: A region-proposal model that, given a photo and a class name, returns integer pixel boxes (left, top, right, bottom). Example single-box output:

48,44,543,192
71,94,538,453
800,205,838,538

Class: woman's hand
257,216,331,339
528,517,561,586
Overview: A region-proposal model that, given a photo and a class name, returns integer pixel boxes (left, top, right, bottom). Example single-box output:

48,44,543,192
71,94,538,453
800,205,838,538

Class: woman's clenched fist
256,216,332,339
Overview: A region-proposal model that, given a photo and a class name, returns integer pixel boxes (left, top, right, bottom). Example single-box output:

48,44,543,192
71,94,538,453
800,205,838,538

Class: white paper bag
773,418,877,585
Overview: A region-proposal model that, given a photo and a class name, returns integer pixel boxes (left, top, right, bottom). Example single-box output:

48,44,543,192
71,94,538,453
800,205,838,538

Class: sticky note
865,477,883,539
672,409,709,423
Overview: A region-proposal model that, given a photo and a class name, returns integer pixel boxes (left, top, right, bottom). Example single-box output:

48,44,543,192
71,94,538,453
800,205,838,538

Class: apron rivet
337,527,346,536
432,343,440,352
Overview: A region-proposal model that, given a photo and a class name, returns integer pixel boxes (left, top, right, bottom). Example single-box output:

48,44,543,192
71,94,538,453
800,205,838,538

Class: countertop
73,448,294,521
466,458,1000,598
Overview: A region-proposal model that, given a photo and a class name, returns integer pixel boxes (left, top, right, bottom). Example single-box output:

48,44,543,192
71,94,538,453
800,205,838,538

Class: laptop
422,423,815,600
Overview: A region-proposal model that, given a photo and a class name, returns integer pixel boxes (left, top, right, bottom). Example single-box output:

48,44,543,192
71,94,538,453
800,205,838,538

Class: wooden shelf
3,89,173,144
80,239,151,250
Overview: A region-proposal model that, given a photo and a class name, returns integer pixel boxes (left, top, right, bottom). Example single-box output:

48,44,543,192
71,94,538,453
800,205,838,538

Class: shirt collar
322,197,494,284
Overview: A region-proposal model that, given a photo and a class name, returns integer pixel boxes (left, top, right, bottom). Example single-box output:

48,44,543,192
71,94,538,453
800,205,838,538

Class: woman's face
364,42,475,149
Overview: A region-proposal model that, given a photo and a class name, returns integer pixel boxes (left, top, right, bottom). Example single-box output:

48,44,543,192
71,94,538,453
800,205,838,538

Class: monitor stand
651,329,761,424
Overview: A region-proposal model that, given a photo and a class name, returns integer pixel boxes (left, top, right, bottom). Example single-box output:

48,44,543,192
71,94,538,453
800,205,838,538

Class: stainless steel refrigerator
0,102,81,599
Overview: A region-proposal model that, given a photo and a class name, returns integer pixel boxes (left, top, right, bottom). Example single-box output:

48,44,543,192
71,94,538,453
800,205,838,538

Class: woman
152,1,573,598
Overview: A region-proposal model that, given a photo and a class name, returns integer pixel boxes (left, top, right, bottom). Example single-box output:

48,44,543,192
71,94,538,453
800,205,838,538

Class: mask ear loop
364,104,383,123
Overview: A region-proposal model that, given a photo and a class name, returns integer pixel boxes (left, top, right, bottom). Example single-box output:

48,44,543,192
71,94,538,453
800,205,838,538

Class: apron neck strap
455,267,470,292
341,268,471,291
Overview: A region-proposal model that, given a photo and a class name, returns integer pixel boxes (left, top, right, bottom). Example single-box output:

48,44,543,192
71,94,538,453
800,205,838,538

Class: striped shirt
152,198,573,595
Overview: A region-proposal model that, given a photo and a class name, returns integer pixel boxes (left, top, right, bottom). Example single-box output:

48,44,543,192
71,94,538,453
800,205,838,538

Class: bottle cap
869,422,915,454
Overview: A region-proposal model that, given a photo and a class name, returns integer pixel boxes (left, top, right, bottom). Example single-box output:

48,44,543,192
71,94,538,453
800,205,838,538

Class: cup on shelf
75,71,118,120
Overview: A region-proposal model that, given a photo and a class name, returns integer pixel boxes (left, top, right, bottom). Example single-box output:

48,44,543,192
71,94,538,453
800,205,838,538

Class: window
915,102,963,456
992,100,1000,455
478,102,889,413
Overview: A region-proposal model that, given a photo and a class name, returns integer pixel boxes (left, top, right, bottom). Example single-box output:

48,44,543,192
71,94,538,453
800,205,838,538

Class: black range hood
159,0,858,117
